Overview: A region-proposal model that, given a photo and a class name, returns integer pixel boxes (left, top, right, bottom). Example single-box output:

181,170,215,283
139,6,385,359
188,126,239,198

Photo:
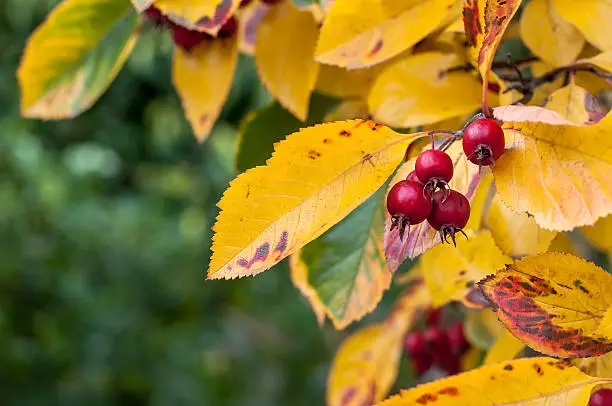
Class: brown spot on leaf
533,363,544,376
438,387,459,396
367,39,383,57
341,387,356,405
503,364,514,371
323,138,331,144
308,150,321,160
339,129,352,137
416,393,437,405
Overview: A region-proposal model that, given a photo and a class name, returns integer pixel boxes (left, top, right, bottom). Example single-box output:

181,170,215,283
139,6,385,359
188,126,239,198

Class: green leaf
18,0,139,119
293,189,392,329
235,93,336,172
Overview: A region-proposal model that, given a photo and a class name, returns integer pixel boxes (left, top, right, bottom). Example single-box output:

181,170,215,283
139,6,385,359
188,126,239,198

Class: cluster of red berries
404,311,470,377
386,117,505,245
590,389,612,406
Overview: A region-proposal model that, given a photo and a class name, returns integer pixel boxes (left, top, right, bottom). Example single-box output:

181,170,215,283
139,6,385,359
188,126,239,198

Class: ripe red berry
405,332,427,356
447,322,469,355
462,118,505,166
589,389,612,406
144,6,167,26
218,16,238,38
406,171,422,184
415,149,454,194
425,308,442,326
171,24,212,51
412,353,434,376
425,327,449,352
438,354,461,375
386,180,433,240
427,189,470,246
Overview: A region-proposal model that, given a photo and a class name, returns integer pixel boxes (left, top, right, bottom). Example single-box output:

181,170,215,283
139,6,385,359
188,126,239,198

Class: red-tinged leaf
479,252,612,359
463,0,522,114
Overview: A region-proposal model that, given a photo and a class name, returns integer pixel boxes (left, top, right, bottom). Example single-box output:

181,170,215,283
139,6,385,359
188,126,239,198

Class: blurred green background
0,1,346,404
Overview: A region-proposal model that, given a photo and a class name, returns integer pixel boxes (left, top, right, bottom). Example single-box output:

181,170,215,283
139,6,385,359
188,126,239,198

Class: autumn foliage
18,0,612,405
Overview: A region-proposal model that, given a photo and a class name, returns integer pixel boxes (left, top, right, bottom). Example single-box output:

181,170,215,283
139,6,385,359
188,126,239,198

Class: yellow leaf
315,0,457,69
327,279,431,406
18,0,139,119
486,195,558,257
289,191,392,330
324,100,370,122
255,1,319,121
289,255,326,327
368,52,483,128
384,141,483,269
422,230,511,307
492,106,612,231
519,0,584,67
208,120,424,279
316,64,383,100
546,81,604,124
483,330,524,365
172,36,238,142
153,0,239,35
576,351,612,378
579,50,612,73
551,0,612,51
548,232,579,255
463,0,522,113
130,0,153,11
236,0,267,55
582,214,612,251
479,252,612,358
378,357,612,405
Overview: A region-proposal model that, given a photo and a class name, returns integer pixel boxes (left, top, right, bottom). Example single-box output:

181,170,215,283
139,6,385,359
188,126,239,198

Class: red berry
425,308,442,326
239,0,253,8
412,353,434,376
218,16,238,38
405,332,427,356
425,327,449,351
415,149,454,193
589,389,612,406
462,118,505,166
144,6,167,26
427,190,470,246
447,322,469,355
439,354,461,375
261,0,284,4
171,24,212,51
386,180,433,240
406,171,422,184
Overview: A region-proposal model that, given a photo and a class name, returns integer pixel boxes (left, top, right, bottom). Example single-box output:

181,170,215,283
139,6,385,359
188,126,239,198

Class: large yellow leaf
378,357,612,405
463,0,522,113
582,214,612,252
255,1,319,121
422,230,511,307
551,0,612,51
383,141,484,270
492,105,612,231
172,36,238,142
479,252,612,358
208,120,424,279
315,0,457,69
368,52,483,128
519,0,584,67
153,0,239,35
289,191,392,330
486,195,558,257
18,0,139,119
327,279,431,406
545,82,604,125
